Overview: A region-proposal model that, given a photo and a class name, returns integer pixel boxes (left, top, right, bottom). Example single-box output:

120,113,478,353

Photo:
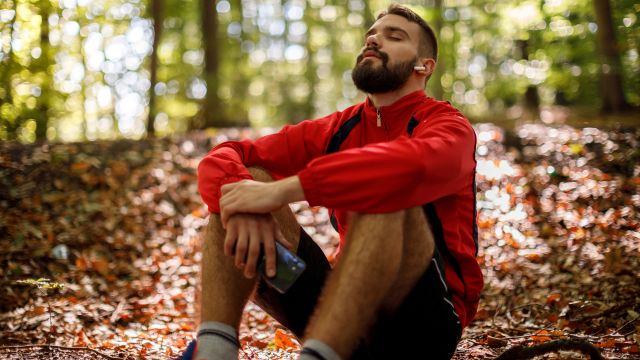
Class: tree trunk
196,0,226,129
78,6,88,140
33,0,52,141
147,0,163,137
593,0,629,113
1,0,19,140
429,0,444,100
516,39,540,119
229,0,249,125
303,0,317,120
362,0,375,29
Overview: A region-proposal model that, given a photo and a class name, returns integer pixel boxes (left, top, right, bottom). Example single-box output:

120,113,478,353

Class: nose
365,33,380,48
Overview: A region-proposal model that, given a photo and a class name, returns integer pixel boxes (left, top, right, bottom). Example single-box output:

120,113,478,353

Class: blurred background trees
0,0,638,142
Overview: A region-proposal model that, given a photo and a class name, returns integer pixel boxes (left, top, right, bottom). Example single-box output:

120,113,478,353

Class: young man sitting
181,4,483,359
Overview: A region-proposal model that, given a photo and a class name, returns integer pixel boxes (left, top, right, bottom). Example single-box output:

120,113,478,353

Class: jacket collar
362,90,427,133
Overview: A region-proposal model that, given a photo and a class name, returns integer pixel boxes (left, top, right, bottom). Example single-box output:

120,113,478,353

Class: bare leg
303,207,434,358
199,167,301,327
381,207,434,312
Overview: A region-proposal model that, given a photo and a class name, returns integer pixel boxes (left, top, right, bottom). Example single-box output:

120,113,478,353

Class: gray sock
299,339,342,360
195,321,239,360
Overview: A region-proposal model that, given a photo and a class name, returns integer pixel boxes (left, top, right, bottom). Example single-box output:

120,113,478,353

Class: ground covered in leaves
0,123,639,359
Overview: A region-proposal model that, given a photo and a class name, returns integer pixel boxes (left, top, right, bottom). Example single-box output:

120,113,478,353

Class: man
180,4,483,360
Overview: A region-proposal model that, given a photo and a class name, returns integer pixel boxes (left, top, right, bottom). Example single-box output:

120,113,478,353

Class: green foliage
0,0,638,142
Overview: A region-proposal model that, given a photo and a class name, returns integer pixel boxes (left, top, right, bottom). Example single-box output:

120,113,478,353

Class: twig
611,314,640,335
495,339,604,360
470,327,629,342
569,302,629,322
109,299,126,324
0,344,125,360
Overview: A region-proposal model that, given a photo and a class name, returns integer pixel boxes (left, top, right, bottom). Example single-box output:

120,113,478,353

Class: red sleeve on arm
197,115,337,213
298,113,476,212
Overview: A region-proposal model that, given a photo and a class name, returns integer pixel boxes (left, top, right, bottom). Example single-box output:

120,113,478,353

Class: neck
368,83,424,108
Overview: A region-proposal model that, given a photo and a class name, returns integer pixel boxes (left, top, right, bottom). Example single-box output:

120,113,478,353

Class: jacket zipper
376,108,382,127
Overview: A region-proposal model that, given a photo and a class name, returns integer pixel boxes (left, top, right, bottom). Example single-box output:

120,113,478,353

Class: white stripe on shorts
432,258,461,322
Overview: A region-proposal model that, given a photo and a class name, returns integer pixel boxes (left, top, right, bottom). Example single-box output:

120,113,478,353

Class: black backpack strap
325,109,363,155
324,109,363,232
406,116,419,137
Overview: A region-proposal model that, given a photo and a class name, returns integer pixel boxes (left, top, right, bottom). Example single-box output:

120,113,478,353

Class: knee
404,206,427,227
349,208,412,224
404,206,435,252
349,207,432,243
247,167,274,182
348,210,404,230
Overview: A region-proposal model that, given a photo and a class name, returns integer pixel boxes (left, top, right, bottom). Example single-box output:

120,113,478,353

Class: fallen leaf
273,328,298,350
546,293,562,305
531,330,552,343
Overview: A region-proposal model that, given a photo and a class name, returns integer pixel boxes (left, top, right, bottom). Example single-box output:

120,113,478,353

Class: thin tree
195,0,226,129
516,38,540,119
1,0,19,139
147,0,163,137
429,0,444,100
362,0,375,29
34,0,52,140
302,0,318,120
229,0,249,125
592,0,629,112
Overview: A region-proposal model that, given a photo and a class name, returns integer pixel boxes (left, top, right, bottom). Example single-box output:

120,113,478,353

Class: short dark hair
376,4,438,62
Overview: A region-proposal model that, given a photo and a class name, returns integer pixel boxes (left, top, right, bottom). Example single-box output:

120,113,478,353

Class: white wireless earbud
414,65,426,71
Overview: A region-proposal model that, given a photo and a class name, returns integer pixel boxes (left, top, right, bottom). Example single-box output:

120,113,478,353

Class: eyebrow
365,25,411,39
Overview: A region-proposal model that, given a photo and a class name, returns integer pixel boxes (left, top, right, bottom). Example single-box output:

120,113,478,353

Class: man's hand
220,180,283,226
219,176,305,227
223,213,293,279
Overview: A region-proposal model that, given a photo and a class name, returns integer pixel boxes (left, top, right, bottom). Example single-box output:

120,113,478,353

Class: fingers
219,180,283,224
220,206,229,229
219,193,235,228
219,183,242,227
223,214,288,280
276,229,294,250
223,221,238,257
234,226,248,269
263,225,277,278
220,181,238,195
221,179,250,195
243,221,262,278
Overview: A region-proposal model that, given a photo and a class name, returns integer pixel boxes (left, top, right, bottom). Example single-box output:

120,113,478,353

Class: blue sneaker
175,340,196,360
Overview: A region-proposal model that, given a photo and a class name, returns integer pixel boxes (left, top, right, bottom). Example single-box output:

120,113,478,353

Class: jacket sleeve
197,114,336,213
297,112,477,213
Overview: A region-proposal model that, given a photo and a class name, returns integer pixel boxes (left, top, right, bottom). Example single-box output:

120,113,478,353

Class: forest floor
0,121,639,359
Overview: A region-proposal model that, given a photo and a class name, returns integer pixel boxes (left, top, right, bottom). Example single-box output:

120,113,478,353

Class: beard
351,49,417,94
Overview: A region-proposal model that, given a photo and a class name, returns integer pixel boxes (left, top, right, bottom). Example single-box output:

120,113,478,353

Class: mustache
356,47,389,65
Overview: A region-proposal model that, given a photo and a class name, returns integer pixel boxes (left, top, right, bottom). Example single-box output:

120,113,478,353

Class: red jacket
197,90,483,328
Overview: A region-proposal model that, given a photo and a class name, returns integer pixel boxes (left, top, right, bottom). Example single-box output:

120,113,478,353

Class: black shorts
253,229,462,360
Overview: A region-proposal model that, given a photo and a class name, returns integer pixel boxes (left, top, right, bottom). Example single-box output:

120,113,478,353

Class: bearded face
351,48,417,94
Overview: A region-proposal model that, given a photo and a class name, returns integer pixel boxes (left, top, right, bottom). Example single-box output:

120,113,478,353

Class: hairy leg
199,167,300,327
303,207,434,358
380,207,434,312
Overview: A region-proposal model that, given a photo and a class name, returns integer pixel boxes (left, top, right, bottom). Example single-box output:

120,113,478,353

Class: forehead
368,14,422,41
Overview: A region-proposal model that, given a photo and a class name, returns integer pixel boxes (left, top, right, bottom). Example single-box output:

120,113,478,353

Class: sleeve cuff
297,168,322,207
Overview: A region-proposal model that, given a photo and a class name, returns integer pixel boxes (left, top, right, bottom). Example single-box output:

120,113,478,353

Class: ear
417,58,436,76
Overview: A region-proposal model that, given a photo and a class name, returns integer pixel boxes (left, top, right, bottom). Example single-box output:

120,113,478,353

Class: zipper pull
376,108,381,127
